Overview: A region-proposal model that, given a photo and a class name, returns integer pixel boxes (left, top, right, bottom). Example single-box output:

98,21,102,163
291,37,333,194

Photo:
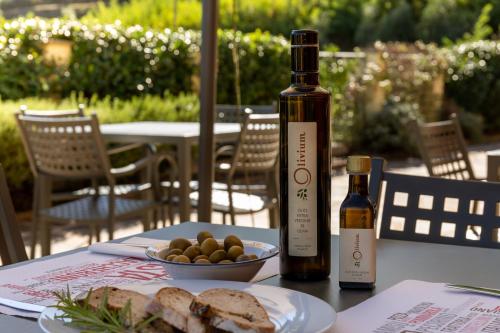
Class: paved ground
19,142,498,259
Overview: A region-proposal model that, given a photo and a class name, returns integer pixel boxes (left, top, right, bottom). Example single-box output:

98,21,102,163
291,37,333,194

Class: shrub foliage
0,17,290,104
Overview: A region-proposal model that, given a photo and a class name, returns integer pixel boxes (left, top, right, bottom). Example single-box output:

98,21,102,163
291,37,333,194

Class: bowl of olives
145,231,278,281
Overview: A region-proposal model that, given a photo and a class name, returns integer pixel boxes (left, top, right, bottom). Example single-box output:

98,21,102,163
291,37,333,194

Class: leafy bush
217,30,289,104
354,0,417,46
0,93,199,196
0,18,290,105
417,0,477,44
378,3,416,43
0,18,200,99
356,99,420,154
316,0,363,50
84,0,318,37
445,40,500,132
319,54,359,143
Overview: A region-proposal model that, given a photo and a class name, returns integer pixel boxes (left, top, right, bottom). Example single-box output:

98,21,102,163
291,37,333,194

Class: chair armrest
107,143,156,156
215,145,236,159
110,155,155,178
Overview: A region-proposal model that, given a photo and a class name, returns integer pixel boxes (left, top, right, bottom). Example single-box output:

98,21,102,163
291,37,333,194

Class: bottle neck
291,72,319,86
348,174,369,196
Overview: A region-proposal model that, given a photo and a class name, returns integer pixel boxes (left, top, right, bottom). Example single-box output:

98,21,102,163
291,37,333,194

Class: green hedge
445,40,500,132
84,0,318,38
0,17,290,104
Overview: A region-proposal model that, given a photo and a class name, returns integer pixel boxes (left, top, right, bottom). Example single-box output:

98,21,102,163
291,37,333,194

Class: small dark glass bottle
339,156,376,289
279,30,331,281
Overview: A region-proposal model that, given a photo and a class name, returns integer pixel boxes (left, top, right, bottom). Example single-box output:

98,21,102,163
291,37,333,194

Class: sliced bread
190,288,275,333
83,286,151,327
148,287,207,333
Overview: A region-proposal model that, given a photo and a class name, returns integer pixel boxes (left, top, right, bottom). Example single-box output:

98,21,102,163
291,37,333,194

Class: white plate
39,280,336,333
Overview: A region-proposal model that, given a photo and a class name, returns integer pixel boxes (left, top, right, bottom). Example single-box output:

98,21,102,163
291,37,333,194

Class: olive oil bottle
339,156,376,289
279,30,331,281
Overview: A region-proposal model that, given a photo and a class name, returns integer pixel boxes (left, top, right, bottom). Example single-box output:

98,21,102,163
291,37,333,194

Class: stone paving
21,143,498,258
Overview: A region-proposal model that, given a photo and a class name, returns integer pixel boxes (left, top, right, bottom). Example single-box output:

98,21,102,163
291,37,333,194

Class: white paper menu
333,280,500,333
0,237,279,319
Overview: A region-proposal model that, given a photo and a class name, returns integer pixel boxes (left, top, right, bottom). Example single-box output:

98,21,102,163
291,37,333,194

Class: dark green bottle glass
279,30,331,281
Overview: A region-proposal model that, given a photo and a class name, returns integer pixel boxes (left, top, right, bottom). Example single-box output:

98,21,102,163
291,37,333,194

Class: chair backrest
15,114,112,180
215,103,277,123
410,115,475,180
0,164,28,265
369,157,500,249
19,104,85,118
229,113,280,176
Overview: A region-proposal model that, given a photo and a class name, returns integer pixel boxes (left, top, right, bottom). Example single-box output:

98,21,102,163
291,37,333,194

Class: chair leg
40,217,51,256
30,180,41,259
142,211,151,232
88,222,94,245
93,221,101,243
268,207,279,229
29,213,38,259
107,216,115,241
228,187,236,226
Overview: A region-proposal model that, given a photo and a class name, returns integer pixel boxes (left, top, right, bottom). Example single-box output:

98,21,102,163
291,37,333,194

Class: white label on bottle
288,122,317,257
339,228,376,283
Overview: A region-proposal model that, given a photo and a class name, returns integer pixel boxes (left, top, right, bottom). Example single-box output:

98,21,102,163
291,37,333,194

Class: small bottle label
288,122,317,257
339,228,376,283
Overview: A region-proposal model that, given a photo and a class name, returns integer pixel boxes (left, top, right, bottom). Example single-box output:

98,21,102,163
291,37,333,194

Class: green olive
200,238,219,256
197,231,214,245
166,248,183,256
183,245,201,260
173,255,191,263
235,254,251,262
208,249,227,263
193,255,209,262
227,245,244,260
224,235,243,251
166,254,178,261
219,260,234,264
195,258,211,264
169,238,192,251
248,254,258,260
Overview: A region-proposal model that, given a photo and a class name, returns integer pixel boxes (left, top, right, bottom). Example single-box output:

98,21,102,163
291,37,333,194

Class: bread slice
147,287,207,333
83,286,151,327
190,288,275,333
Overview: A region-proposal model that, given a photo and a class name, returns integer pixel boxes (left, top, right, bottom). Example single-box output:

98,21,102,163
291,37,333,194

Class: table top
100,121,241,143
2,222,499,332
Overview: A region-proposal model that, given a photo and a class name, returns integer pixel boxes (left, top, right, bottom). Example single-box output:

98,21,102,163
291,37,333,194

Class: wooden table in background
100,122,241,221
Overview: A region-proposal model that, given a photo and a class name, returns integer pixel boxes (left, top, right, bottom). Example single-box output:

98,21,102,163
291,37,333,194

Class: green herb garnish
52,287,157,333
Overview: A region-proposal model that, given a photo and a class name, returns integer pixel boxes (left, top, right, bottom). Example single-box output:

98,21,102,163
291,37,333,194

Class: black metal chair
0,164,28,265
369,157,500,249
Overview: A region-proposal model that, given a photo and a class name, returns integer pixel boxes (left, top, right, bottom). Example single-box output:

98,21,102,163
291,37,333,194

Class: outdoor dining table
1,222,499,332
100,121,242,221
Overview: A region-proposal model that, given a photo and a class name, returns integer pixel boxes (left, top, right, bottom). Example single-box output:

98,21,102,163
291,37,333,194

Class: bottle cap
291,29,318,46
346,156,371,174
290,30,319,73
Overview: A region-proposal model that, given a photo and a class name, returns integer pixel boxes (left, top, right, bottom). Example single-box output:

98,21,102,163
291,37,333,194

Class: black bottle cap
290,29,319,73
291,29,319,46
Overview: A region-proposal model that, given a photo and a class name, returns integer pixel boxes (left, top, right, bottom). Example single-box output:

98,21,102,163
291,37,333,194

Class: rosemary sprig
52,286,157,333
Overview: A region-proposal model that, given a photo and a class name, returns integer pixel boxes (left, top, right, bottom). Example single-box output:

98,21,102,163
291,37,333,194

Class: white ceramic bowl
146,239,279,282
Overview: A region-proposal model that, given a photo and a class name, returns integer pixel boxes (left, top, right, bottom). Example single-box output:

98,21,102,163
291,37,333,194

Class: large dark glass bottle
339,156,376,289
279,30,331,281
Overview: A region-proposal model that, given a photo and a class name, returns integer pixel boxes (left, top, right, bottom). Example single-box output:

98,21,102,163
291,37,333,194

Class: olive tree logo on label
294,131,312,200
